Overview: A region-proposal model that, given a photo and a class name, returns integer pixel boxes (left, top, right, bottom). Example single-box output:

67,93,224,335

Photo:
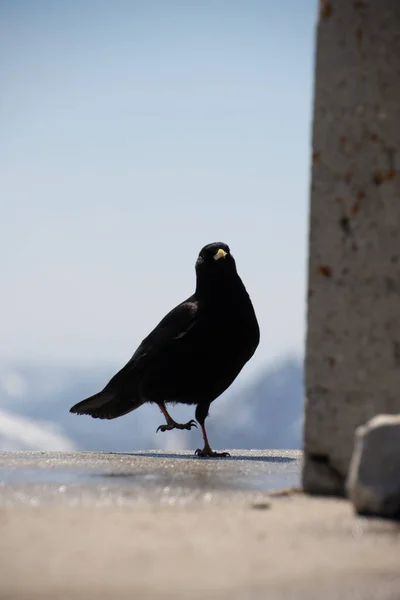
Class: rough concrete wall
303,0,400,495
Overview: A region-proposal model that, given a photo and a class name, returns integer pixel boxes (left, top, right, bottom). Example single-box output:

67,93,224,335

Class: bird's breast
199,301,259,357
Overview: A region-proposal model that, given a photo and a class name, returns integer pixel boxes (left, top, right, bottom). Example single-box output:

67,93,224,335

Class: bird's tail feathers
70,391,143,420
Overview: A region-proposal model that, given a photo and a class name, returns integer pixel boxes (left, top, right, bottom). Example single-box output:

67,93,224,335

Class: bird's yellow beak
213,248,227,261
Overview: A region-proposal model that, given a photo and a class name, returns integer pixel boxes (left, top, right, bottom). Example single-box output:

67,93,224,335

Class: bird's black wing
104,297,199,392
70,297,198,418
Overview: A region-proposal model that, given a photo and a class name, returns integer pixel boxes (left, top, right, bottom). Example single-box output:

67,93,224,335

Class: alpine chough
70,242,260,457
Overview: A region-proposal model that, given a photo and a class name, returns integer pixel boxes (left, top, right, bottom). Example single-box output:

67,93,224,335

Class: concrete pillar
303,0,400,495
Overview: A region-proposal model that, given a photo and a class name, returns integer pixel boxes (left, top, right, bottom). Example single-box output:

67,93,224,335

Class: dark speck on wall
317,265,333,278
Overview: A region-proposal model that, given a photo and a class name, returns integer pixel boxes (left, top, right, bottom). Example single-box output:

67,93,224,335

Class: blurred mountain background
0,357,303,452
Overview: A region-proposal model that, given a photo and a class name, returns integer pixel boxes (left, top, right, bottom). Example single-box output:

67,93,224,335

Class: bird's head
195,242,238,294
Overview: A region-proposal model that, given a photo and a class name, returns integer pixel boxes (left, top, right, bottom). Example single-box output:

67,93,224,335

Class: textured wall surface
303,0,400,494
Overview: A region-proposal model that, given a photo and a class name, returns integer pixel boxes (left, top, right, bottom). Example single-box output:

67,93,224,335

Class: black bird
70,242,260,457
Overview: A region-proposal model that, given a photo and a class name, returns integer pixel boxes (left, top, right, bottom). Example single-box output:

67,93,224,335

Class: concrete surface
304,0,400,494
1,450,400,599
0,449,300,507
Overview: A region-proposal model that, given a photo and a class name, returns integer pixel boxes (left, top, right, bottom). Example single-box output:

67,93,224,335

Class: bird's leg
195,422,231,458
156,402,197,433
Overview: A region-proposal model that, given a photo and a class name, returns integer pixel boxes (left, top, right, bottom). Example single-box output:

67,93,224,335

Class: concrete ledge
0,449,301,507
0,450,399,599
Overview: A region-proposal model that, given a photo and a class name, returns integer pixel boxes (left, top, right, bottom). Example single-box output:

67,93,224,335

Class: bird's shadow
108,451,297,464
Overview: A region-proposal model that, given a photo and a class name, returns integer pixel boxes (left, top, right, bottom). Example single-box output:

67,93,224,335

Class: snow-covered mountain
0,358,303,452
0,408,76,451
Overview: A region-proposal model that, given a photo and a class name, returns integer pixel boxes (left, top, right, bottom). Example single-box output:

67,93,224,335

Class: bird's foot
156,419,197,433
194,446,231,458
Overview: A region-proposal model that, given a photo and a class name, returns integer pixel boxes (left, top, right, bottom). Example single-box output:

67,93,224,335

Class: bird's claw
156,424,170,432
194,447,231,458
156,419,198,433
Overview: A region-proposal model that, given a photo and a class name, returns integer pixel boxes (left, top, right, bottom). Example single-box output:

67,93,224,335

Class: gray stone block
303,0,400,494
346,414,400,518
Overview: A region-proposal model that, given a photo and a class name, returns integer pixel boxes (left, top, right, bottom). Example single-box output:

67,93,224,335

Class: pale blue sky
1,0,317,374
